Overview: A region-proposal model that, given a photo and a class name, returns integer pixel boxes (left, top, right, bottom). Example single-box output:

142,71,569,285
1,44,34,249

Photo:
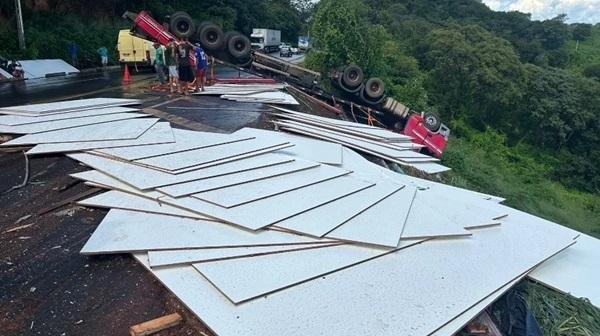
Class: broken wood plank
129,313,182,336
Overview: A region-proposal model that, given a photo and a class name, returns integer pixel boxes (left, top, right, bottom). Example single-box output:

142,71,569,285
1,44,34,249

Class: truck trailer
250,29,281,53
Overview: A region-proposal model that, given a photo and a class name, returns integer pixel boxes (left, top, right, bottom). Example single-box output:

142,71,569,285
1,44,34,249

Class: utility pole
15,0,26,50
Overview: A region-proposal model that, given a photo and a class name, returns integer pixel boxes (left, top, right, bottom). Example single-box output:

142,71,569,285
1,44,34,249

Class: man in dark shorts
176,38,195,95
194,43,208,92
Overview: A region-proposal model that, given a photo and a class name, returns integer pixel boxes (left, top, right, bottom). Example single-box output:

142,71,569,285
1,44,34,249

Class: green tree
305,0,385,75
419,24,525,129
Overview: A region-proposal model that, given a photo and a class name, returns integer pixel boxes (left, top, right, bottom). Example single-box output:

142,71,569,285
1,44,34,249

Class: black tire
423,112,442,132
338,76,362,94
197,23,224,51
341,64,364,89
359,87,385,105
226,32,251,59
169,11,195,39
364,77,385,100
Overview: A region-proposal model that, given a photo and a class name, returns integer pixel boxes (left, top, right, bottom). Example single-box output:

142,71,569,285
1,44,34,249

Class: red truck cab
402,114,449,158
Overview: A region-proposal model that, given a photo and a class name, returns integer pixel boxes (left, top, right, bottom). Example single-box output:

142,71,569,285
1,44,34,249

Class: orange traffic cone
123,65,132,84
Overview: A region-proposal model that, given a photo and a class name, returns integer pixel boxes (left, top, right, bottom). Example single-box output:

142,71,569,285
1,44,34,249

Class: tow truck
123,10,449,158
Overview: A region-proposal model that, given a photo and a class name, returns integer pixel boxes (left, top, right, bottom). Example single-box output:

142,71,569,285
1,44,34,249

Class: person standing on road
194,43,208,92
176,38,194,95
97,46,108,68
165,40,178,93
68,42,78,67
153,42,166,85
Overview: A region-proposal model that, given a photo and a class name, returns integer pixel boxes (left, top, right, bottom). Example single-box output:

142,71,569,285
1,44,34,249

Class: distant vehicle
298,36,312,51
117,29,156,67
290,47,299,54
250,29,281,53
280,44,293,57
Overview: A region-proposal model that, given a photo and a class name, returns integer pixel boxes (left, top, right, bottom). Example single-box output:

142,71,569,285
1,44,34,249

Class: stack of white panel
195,83,299,105
271,106,451,174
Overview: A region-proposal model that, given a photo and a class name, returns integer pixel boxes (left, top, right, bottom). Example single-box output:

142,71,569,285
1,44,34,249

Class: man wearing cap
194,43,208,92
153,42,166,85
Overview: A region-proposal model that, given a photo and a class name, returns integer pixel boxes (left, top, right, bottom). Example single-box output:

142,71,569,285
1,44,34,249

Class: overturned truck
124,10,449,158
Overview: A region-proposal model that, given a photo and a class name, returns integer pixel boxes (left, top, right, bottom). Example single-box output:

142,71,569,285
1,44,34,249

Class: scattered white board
0,106,139,126
2,118,158,145
27,122,175,155
0,112,147,134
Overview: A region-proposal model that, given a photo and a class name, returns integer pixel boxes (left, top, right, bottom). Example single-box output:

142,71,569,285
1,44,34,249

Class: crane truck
123,10,449,158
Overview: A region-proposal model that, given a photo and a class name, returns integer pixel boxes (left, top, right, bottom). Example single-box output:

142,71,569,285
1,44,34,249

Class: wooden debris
129,313,182,336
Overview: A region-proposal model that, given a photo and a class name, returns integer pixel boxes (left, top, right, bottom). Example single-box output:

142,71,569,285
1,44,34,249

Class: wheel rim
177,22,189,33
349,70,358,81
208,31,217,43
425,116,437,126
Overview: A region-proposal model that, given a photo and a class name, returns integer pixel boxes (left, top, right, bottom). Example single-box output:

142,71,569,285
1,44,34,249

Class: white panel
80,209,324,254
95,128,254,161
0,98,140,115
193,244,388,303
66,152,294,190
70,170,374,230
0,106,139,126
192,164,350,208
529,233,600,308
135,137,291,171
27,122,175,155
78,190,214,220
275,183,402,237
233,127,343,165
158,160,319,197
400,190,472,240
2,118,158,145
0,112,147,134
148,243,337,267
129,208,575,336
326,186,418,247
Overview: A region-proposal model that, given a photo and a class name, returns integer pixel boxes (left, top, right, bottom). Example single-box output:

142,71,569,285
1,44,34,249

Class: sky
482,0,600,23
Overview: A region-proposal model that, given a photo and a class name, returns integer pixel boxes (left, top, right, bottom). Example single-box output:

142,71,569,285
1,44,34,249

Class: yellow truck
117,29,156,67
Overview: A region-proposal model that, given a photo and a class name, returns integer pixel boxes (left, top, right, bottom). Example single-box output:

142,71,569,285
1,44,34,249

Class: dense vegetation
306,0,600,239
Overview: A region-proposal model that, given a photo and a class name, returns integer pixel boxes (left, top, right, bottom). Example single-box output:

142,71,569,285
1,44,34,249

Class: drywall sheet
271,106,411,141
0,106,139,126
0,98,141,115
192,164,350,208
277,124,450,174
275,182,402,237
157,160,319,197
275,119,433,160
431,275,526,336
194,244,388,304
135,137,291,171
66,152,293,190
272,111,412,142
2,118,158,146
148,243,338,267
70,170,374,230
26,122,175,155
326,186,417,247
222,91,299,105
18,59,78,79
95,128,254,161
0,112,147,134
78,190,214,220
130,208,576,336
80,209,324,255
530,233,600,308
399,190,472,240
232,127,343,165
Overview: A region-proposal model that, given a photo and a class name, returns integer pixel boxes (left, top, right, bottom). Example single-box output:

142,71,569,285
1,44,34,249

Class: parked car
290,47,299,54
280,45,292,57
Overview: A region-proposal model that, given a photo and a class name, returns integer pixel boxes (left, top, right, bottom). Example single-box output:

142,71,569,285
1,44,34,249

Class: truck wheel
341,64,364,89
337,76,362,94
423,112,442,132
198,23,224,51
359,87,385,106
364,77,385,100
170,11,195,39
226,32,251,59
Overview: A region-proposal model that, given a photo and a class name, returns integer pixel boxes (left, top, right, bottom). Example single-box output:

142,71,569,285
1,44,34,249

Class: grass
441,129,600,238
